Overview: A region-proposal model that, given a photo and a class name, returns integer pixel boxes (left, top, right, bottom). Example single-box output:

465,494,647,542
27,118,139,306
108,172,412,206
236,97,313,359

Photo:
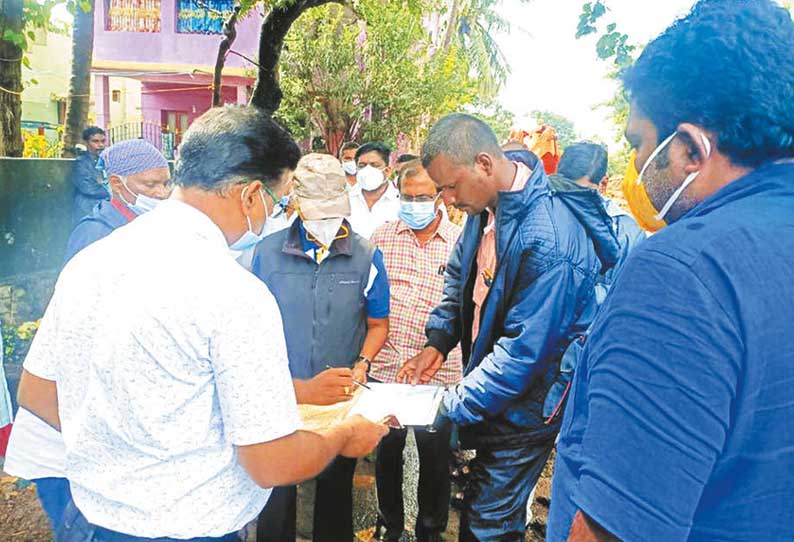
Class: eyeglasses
400,194,439,203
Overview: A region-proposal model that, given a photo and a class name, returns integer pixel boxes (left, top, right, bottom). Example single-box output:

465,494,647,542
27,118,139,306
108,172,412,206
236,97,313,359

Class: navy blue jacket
429,164,620,448
71,152,110,224
65,199,130,264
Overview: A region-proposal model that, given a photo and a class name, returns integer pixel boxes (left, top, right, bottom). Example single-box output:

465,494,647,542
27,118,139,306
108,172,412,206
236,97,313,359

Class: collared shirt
348,182,401,239
371,215,463,385
548,162,794,542
298,221,390,318
472,161,532,341
23,199,300,538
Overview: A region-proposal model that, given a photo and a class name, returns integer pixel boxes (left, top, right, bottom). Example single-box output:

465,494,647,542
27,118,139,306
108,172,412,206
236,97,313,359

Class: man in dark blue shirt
548,2,794,541
70,127,108,224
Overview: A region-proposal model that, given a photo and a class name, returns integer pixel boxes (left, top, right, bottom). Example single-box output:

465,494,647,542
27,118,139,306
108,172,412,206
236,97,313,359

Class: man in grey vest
252,153,390,542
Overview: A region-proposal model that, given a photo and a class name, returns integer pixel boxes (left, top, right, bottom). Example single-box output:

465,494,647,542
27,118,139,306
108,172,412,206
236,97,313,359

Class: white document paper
348,383,445,426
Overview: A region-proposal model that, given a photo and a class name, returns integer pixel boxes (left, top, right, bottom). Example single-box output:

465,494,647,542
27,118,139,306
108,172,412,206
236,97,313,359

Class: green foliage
471,102,514,142
277,0,490,152
530,110,577,150
576,0,638,182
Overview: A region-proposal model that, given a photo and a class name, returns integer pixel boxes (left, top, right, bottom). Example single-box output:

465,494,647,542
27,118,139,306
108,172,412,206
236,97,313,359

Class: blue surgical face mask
119,176,163,215
229,186,269,251
399,199,438,230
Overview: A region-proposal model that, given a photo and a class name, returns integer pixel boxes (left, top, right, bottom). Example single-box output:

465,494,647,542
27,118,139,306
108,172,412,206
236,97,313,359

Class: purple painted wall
93,0,262,70
141,82,239,127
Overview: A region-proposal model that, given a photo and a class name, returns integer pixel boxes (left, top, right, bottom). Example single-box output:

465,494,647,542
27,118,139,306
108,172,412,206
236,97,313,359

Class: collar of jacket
547,173,620,273
484,163,551,261
280,218,354,261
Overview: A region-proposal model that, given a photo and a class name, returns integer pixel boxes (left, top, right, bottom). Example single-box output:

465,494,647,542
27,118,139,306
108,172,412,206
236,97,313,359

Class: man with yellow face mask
548,1,794,542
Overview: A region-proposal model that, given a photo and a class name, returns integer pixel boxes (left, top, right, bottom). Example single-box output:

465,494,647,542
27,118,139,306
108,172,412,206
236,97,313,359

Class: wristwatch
355,355,371,374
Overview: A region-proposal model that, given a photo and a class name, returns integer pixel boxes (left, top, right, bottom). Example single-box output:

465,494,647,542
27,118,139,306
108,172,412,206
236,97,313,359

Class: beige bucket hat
293,153,351,220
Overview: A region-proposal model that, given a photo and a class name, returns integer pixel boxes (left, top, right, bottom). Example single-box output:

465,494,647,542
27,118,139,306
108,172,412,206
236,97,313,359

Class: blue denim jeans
34,477,72,529
56,496,242,542
459,438,555,542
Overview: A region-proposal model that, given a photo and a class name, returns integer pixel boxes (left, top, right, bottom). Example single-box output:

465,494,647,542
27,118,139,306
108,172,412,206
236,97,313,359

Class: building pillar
94,74,111,130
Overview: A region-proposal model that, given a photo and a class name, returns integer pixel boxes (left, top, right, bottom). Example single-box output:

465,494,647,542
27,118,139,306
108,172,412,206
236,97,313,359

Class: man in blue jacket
398,113,619,541
65,139,171,262
70,127,108,224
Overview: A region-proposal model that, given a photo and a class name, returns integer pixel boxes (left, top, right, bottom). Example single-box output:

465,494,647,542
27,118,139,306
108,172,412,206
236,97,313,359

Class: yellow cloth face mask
622,150,667,233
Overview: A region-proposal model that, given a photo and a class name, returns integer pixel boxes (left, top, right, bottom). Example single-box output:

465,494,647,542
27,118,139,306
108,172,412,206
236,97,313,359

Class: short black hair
82,126,105,141
422,113,503,168
355,142,391,165
623,0,794,168
174,105,301,193
338,141,360,159
396,153,418,164
558,142,608,185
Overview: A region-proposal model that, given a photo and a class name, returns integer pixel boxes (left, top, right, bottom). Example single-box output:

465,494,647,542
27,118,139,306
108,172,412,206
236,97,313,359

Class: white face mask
638,131,712,221
342,161,358,176
304,217,345,248
356,165,386,192
119,176,163,215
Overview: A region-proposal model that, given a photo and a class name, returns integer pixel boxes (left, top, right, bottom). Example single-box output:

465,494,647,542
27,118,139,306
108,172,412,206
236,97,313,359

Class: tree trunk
62,0,96,158
249,0,339,115
439,0,462,55
212,6,240,107
0,0,24,157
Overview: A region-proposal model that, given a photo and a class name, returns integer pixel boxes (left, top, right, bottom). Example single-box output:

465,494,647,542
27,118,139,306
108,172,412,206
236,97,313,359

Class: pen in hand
324,364,372,391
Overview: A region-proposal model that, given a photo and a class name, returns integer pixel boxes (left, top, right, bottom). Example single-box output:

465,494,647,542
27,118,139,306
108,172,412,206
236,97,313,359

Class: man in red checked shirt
370,160,463,542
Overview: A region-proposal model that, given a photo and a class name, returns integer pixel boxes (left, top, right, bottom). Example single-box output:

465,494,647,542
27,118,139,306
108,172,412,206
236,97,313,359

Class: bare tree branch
249,0,343,115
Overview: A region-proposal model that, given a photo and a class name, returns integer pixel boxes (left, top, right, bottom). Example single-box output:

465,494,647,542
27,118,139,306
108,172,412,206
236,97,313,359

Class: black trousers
257,456,357,542
375,424,453,542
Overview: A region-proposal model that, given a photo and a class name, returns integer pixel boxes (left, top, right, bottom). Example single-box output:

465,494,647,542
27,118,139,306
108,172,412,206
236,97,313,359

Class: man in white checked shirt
370,160,463,542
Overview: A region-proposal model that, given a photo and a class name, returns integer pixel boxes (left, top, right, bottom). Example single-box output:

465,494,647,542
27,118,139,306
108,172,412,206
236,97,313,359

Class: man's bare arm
568,510,620,542
17,369,61,431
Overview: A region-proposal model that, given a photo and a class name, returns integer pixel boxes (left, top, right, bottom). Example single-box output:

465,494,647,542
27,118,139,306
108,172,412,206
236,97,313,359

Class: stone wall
1,158,73,399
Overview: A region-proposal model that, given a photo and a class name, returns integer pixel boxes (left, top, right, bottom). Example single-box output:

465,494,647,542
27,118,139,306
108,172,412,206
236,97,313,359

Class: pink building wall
93,0,262,71
92,0,261,130
140,82,238,127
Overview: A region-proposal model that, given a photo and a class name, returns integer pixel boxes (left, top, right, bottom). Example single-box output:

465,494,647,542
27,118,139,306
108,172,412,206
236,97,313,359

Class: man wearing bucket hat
251,153,390,542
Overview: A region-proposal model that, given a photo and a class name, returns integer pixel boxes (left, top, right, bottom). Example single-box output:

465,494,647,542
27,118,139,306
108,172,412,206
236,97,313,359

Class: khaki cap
293,153,351,220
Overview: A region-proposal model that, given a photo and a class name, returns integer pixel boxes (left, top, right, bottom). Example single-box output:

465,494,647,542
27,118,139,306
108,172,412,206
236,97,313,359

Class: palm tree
436,0,511,98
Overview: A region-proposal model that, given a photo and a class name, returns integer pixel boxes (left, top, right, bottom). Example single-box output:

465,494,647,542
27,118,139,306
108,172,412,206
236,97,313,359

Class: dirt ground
0,455,553,542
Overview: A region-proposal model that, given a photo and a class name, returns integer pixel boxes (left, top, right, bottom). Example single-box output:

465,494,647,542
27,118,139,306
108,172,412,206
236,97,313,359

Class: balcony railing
107,121,180,160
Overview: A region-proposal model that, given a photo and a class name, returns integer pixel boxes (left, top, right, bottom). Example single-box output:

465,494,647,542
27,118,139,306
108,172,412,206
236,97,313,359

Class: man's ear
108,174,122,194
475,152,495,177
241,180,263,212
599,176,609,194
677,123,713,174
